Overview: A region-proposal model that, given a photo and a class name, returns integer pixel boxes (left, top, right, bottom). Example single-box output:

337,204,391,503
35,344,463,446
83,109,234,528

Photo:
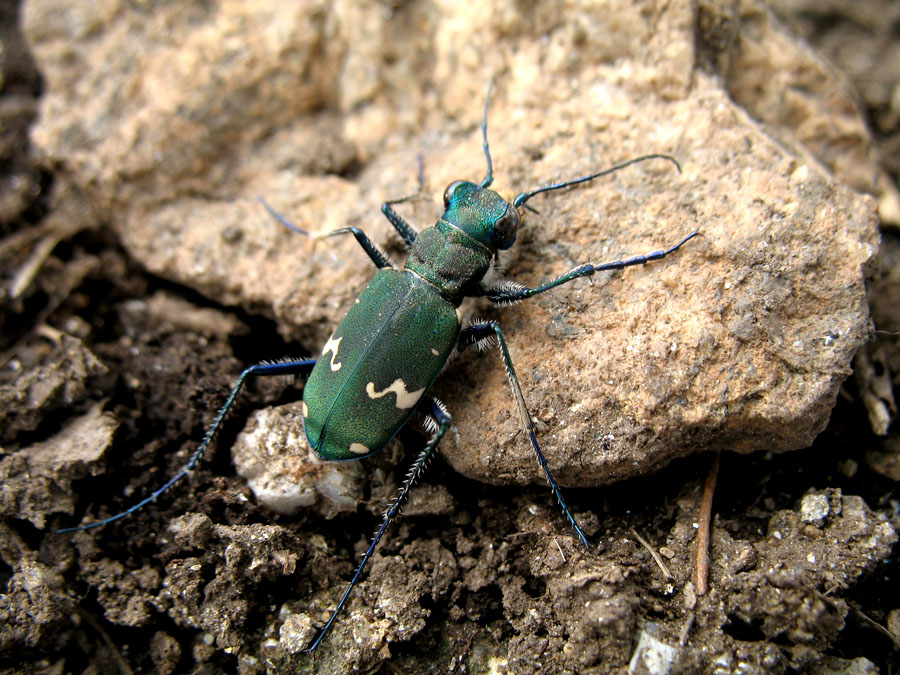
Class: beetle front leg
304,396,451,653
458,322,590,549
259,197,397,269
380,152,426,247
381,201,419,247
477,230,699,304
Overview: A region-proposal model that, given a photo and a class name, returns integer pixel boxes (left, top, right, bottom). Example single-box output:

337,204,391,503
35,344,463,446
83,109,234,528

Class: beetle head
441,180,520,251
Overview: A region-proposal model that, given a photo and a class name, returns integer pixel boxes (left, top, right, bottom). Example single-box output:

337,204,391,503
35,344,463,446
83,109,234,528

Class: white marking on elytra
348,442,370,455
431,348,440,356
365,379,425,409
300,401,309,418
322,335,343,371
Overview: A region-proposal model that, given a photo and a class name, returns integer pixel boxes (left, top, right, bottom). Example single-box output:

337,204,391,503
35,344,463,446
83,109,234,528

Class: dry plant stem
848,604,900,650
678,613,695,646
631,527,673,580
694,451,720,596
79,608,135,675
10,234,60,299
553,537,567,564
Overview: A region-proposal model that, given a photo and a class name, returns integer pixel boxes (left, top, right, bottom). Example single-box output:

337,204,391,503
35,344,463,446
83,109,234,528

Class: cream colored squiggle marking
365,379,425,410
322,335,343,371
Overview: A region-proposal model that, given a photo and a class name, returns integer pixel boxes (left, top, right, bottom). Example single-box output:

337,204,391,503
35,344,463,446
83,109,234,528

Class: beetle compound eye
492,205,520,244
443,180,465,208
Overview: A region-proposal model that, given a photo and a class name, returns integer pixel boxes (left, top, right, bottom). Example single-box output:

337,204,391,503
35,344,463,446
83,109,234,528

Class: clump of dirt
3,278,898,674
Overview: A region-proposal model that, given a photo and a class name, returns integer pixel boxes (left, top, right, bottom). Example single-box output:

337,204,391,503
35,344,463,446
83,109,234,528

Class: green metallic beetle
60,85,697,652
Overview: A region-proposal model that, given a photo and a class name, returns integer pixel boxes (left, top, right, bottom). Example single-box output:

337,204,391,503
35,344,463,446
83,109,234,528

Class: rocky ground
1,1,899,673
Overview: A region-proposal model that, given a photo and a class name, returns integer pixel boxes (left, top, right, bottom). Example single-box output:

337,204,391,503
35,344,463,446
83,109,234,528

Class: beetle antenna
512,154,681,207
479,80,495,188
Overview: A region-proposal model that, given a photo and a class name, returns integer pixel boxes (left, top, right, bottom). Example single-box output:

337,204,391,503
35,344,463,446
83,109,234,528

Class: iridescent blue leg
58,358,318,533
304,396,451,652
477,231,699,303
259,197,395,269
458,322,590,549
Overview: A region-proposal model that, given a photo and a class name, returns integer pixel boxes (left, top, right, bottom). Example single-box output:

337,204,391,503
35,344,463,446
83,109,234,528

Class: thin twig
631,527,672,580
849,604,900,650
79,608,135,675
678,613,695,646
553,536,567,564
9,233,61,299
693,451,720,596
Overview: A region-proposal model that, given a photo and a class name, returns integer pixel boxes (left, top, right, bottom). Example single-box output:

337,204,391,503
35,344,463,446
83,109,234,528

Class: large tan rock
24,0,879,491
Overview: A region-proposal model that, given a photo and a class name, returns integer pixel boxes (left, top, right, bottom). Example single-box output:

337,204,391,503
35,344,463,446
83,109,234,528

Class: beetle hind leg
304,396,451,652
58,358,318,533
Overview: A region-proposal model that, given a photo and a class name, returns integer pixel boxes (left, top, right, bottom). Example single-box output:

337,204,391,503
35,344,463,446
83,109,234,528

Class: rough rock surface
231,402,364,518
23,0,879,489
0,402,116,528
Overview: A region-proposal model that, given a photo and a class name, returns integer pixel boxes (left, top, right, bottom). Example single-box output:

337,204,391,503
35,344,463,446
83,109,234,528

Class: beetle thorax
404,221,493,302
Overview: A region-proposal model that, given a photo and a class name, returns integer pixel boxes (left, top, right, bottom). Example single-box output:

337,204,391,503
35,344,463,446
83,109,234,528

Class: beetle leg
381,201,419,247
259,197,397,269
304,396,451,652
476,230,699,304
458,322,591,549
381,153,426,247
58,358,318,533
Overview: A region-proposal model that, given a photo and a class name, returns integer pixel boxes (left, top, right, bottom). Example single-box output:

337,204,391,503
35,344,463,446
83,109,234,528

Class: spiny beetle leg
304,396,451,653
381,153,426,247
381,202,419,248
58,358,317,534
458,322,590,549
259,197,396,269
477,230,699,303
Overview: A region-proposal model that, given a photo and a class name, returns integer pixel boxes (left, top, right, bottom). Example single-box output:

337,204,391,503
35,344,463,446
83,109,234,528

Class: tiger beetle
60,83,698,652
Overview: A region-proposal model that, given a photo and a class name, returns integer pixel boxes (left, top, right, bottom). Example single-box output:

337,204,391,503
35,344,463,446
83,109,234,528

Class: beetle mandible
61,83,698,652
